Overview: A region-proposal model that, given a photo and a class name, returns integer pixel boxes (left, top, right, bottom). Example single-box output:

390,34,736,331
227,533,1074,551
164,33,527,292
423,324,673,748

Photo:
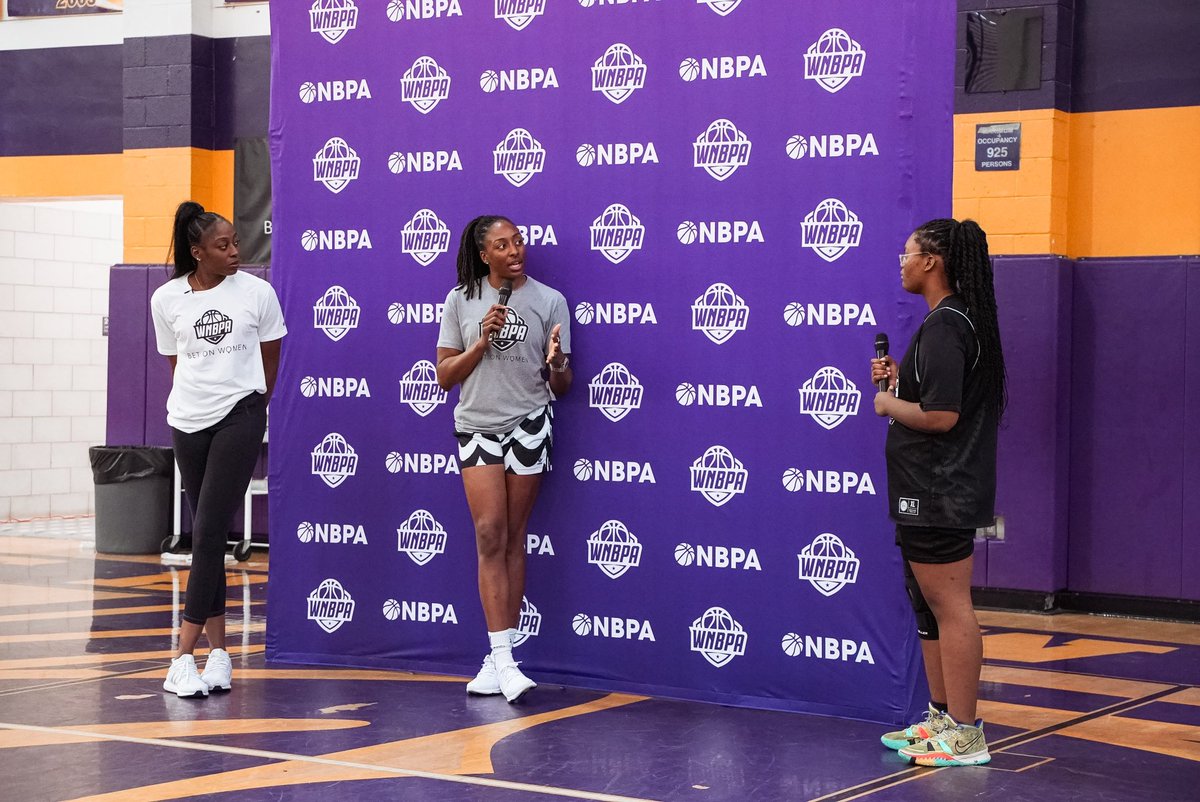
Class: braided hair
169,201,229,278
455,215,513,300
912,218,1008,418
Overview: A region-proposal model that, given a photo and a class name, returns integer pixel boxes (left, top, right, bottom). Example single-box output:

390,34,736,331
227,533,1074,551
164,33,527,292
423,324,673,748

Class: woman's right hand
870,356,896,392
476,303,509,347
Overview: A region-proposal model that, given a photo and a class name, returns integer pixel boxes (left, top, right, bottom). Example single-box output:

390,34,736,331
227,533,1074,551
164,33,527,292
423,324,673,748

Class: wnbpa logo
311,433,358,488
495,0,545,31
307,578,355,633
689,606,747,667
513,596,541,646
396,509,447,566
801,198,863,262
398,359,448,416
310,0,358,45
591,43,647,104
313,286,360,342
586,519,642,579
690,445,748,507
193,310,232,344
401,209,451,266
590,203,645,265
797,533,860,597
696,0,742,17
804,28,866,93
487,309,529,353
493,128,545,188
588,362,643,422
312,137,360,194
798,367,861,430
401,56,451,114
692,283,749,345
693,119,752,181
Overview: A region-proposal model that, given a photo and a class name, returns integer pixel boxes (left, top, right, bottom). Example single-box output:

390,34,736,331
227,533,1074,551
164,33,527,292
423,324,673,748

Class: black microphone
491,279,513,342
874,332,889,392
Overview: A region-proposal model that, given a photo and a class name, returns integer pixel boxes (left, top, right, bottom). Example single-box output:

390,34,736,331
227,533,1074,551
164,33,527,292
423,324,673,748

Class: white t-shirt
151,271,287,433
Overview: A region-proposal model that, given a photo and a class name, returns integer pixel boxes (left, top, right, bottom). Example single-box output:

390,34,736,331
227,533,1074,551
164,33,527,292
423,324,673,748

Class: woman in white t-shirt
150,201,287,698
436,215,572,703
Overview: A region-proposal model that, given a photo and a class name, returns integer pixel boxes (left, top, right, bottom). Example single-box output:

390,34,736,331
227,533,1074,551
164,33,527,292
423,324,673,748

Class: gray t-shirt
437,276,572,434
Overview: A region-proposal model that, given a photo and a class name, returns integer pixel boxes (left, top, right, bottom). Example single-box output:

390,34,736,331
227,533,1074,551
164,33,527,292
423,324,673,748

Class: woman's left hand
545,324,565,368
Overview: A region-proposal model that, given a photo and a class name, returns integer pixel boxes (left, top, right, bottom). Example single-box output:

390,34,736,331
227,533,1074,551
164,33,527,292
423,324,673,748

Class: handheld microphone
491,279,513,342
874,332,890,392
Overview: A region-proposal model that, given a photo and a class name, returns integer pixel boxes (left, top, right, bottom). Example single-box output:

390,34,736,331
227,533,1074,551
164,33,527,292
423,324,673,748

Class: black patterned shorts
455,406,552,475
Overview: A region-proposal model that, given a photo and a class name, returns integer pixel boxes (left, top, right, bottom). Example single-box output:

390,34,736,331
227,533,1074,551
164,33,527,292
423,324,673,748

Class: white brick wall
0,200,120,521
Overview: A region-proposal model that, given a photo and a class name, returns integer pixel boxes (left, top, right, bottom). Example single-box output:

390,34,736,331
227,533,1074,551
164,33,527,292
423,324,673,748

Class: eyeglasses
898,252,931,266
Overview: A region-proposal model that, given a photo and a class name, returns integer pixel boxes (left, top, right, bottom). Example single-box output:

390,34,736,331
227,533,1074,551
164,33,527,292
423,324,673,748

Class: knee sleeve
904,563,939,640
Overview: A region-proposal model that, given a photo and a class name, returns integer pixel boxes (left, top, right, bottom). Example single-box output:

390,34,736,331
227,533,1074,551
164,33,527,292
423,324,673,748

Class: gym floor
1,533,1197,801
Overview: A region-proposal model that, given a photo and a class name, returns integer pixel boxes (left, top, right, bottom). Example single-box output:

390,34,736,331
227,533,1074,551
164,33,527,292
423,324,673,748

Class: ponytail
455,215,511,300
169,201,227,279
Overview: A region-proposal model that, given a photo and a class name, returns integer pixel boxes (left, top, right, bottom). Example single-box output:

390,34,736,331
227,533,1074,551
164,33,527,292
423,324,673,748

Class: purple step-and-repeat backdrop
266,0,952,723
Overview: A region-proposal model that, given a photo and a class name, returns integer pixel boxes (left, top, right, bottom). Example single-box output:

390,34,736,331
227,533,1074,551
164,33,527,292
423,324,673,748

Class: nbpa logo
574,301,657,325
586,519,642,579
798,367,861,430
590,203,645,265
307,578,355,633
592,44,647,104
696,0,742,17
401,208,452,266
693,119,752,181
310,0,358,45
399,359,448,416
301,228,371,251
692,283,749,345
300,376,371,398
387,0,462,20
401,56,451,114
797,533,860,597
486,308,529,353
801,198,863,262
588,362,643,422
690,445,748,507
296,521,367,546
786,133,879,159
299,78,371,104
493,128,545,188
804,28,866,93
313,137,360,194
513,596,541,647
783,302,877,327
495,0,545,31
690,606,747,668
313,285,360,342
193,310,232,345
396,509,448,566
311,433,358,488
782,632,875,664
572,613,655,641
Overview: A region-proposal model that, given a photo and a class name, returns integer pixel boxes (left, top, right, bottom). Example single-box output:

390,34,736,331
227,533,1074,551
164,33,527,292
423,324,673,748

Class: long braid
914,218,1008,418
455,215,511,299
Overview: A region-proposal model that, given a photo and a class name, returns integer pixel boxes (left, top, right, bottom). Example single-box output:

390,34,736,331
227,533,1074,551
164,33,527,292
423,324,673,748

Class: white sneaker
466,655,502,696
497,660,536,703
163,654,209,698
200,648,233,692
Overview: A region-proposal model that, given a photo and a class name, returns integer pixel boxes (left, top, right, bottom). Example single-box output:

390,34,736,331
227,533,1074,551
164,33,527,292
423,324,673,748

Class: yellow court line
0,600,259,624
116,668,465,683
980,665,1175,699
0,623,265,644
979,610,1200,647
0,644,264,670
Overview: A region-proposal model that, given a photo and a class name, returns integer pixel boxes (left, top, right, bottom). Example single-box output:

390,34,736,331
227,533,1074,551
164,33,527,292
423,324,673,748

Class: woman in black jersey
871,218,1006,767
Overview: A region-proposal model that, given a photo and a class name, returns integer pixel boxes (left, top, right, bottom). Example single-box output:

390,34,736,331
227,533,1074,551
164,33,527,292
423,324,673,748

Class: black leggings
172,392,266,625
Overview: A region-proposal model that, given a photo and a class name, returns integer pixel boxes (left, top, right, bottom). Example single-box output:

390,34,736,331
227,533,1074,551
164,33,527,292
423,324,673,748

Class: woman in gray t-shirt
436,215,572,703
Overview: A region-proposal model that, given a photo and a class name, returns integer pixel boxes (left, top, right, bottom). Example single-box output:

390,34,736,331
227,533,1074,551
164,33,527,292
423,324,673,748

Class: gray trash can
89,446,174,554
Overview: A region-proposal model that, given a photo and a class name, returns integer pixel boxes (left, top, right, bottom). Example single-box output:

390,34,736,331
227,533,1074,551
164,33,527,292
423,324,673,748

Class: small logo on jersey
192,310,233,344
805,28,866,93
396,509,448,566
512,596,541,647
592,44,647,105
313,285,361,342
311,433,358,488
690,606,747,667
797,533,860,597
495,0,545,31
587,519,642,579
399,359,448,416
801,198,863,262
307,578,355,633
692,283,749,344
588,363,643,422
590,203,645,265
485,308,529,353
697,0,742,16
690,445,748,507
798,367,861,430
401,208,452,266
401,56,451,114
693,119,752,181
310,0,358,45
899,498,920,516
313,137,360,194
493,128,546,187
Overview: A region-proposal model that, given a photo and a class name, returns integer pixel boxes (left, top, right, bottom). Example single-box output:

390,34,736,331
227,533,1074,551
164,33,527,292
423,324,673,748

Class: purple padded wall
105,266,148,446
1182,260,1200,600
1069,260,1187,599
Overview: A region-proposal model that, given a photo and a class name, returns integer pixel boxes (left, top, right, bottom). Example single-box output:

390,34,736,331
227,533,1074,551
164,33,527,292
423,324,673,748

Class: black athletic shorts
895,524,975,565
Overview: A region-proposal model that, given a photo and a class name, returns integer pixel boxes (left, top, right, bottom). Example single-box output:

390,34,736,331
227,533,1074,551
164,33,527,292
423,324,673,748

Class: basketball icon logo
679,57,701,82
675,383,697,406
382,598,401,621
786,135,808,159
801,198,863,263
306,578,355,633
576,143,597,167
385,451,404,474
781,632,803,657
782,468,804,492
297,521,315,543
784,302,805,326
677,221,699,245
689,606,748,667
573,613,592,635
591,43,647,105
300,376,318,398
574,302,595,324
299,82,317,103
797,532,861,596
573,458,594,481
480,70,499,93
805,28,867,94
301,229,319,251
674,542,696,566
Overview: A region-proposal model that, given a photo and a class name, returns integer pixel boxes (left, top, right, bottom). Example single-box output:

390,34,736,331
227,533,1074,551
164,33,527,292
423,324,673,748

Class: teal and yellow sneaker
881,703,951,750
899,716,991,766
